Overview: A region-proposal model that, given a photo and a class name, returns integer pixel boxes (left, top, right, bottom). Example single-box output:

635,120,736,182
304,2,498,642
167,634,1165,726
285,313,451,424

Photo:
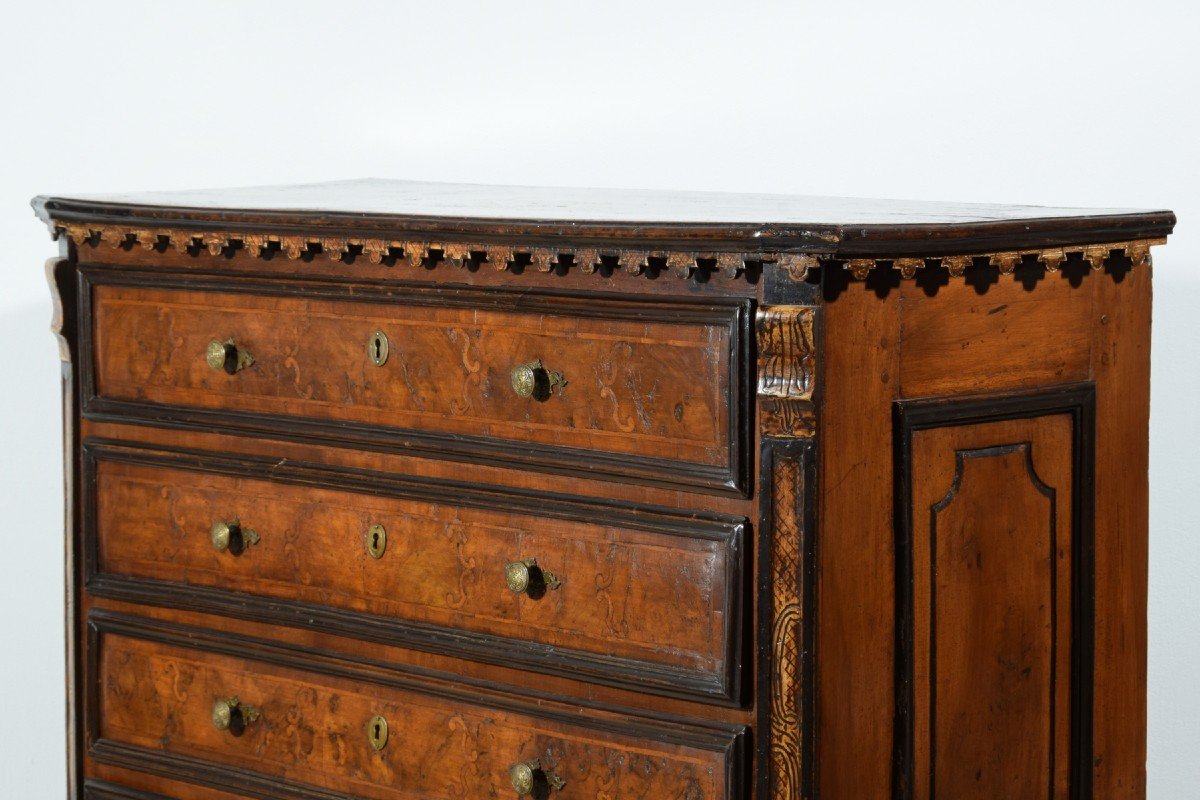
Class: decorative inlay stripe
46,221,1163,285
770,454,805,800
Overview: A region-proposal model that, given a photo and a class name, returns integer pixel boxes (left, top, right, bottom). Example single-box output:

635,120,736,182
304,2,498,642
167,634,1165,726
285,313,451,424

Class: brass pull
367,715,389,751
365,523,387,559
510,359,566,400
504,558,562,596
211,696,260,735
206,338,254,374
211,519,260,555
509,759,566,796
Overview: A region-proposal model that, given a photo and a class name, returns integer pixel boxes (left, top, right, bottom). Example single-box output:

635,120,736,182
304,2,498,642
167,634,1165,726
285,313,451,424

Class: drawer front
85,442,745,702
89,613,745,800
82,273,750,493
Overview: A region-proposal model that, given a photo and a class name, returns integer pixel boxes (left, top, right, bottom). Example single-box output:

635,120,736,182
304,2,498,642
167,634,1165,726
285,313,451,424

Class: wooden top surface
33,179,1174,255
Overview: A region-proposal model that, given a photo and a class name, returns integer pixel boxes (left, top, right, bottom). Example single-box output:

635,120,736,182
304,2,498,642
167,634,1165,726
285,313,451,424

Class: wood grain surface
89,281,736,474
93,619,742,800
90,447,743,698
907,417,1074,800
37,185,1168,800
1090,265,1152,798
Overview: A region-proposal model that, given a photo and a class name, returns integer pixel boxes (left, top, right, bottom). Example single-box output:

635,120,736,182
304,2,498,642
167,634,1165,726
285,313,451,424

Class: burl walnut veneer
34,180,1175,800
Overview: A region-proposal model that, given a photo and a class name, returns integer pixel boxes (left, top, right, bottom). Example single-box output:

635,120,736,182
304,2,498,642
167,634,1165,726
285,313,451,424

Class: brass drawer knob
211,519,260,555
211,696,260,735
509,759,565,796
206,338,255,374
504,558,562,596
510,359,566,400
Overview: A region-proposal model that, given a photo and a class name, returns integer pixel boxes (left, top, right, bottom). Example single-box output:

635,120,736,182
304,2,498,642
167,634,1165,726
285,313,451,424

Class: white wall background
1,1,1195,796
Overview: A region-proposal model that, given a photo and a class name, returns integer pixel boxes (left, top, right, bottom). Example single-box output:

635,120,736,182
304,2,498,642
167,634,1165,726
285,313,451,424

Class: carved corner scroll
757,306,817,439
45,258,73,363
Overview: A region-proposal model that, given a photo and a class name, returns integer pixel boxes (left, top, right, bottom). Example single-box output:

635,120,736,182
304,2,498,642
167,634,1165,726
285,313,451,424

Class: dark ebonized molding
83,780,182,800
85,610,748,800
36,188,1176,257
892,383,1096,800
756,438,818,800
76,267,755,497
81,439,748,705
49,256,88,800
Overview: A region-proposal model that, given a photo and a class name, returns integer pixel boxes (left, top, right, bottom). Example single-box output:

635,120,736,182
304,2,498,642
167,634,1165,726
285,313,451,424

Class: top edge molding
32,180,1175,257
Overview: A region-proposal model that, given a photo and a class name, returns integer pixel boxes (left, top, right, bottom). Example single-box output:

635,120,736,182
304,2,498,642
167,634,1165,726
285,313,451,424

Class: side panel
817,277,900,799
894,393,1094,800
819,261,1150,800
1091,265,1152,798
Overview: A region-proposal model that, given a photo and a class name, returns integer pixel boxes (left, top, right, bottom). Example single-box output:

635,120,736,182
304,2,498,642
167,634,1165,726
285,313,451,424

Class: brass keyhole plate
368,331,389,366
368,715,389,751
366,523,387,559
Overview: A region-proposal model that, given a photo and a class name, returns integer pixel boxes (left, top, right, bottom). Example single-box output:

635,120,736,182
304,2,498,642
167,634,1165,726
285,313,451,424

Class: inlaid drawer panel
84,442,746,702
81,272,751,493
88,612,746,800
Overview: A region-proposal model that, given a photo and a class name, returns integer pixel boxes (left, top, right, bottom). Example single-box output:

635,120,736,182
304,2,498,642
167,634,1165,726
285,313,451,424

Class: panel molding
892,384,1096,800
81,439,747,705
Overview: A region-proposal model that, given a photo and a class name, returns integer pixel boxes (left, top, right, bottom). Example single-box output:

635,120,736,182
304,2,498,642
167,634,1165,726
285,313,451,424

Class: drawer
88,612,746,800
81,272,751,493
84,442,746,702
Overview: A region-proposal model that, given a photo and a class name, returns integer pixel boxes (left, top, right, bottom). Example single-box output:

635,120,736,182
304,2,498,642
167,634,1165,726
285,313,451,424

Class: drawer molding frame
85,610,749,800
78,268,755,496
82,439,749,704
82,780,178,800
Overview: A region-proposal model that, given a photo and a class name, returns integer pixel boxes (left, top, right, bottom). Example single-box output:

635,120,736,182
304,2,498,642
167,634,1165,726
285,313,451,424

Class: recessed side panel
894,387,1095,800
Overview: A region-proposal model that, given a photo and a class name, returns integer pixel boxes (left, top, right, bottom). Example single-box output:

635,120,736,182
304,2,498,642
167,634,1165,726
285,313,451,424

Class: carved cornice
758,306,816,439
45,220,1163,285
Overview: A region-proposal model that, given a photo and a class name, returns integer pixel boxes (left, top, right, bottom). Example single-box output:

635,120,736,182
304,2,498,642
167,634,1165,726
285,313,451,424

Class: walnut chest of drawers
34,180,1174,800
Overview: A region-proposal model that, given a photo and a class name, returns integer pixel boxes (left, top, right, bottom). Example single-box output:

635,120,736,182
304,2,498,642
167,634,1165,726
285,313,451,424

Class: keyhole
368,715,388,751
368,331,389,366
366,523,386,558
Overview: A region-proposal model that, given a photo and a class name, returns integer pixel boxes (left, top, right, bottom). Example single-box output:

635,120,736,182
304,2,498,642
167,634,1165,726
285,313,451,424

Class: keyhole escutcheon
366,523,387,559
368,330,389,366
367,714,389,751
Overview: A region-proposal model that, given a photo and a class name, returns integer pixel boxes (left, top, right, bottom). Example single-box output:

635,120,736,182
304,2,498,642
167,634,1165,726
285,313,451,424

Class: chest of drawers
35,180,1173,800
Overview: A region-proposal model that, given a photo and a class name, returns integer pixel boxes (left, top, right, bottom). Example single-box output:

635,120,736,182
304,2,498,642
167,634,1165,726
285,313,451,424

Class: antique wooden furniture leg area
34,181,1174,800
